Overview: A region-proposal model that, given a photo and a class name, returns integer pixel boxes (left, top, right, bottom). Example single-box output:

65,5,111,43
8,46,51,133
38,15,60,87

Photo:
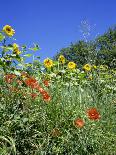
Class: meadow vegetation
0,25,116,155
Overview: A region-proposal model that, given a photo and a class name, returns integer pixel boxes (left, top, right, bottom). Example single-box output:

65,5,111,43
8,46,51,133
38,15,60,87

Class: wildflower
4,74,16,83
24,77,38,89
93,65,97,69
43,80,49,87
51,128,61,137
87,108,100,120
41,91,51,102
67,62,76,69
36,85,51,101
58,55,65,64
44,58,53,68
13,43,21,55
74,118,85,128
21,72,29,78
30,93,38,99
83,64,91,71
3,25,15,37
37,86,45,93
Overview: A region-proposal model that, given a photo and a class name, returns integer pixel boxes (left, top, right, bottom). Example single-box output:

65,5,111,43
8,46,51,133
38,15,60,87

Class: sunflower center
6,27,11,32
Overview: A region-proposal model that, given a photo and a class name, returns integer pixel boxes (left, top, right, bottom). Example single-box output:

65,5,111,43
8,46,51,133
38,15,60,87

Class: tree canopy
54,26,116,68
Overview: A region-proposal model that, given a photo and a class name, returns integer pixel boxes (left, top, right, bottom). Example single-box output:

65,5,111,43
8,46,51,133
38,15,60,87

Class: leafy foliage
54,26,116,68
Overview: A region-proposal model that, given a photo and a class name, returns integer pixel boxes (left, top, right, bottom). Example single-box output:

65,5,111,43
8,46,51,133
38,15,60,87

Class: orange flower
33,83,51,101
87,108,100,120
24,77,38,89
4,74,16,83
36,85,45,93
43,80,49,87
42,91,51,102
74,118,85,128
30,93,38,99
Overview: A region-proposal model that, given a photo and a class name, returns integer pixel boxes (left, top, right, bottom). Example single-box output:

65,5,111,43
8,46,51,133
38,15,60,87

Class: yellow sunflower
83,64,91,71
3,25,15,37
13,43,21,55
67,62,76,69
44,58,53,68
58,55,65,64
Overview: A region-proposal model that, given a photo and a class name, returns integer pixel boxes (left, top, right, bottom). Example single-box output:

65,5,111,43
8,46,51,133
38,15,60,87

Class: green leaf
24,54,32,57
36,56,40,59
0,33,5,42
29,44,40,51
0,45,13,52
14,70,21,76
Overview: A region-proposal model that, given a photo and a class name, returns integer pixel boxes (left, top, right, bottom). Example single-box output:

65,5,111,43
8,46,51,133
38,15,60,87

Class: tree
54,26,116,68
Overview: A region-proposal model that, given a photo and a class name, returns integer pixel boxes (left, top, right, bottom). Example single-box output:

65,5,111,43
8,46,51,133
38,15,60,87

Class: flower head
87,108,100,120
30,93,38,99
37,86,45,93
3,25,15,37
58,55,65,64
42,91,51,102
74,118,85,128
43,80,49,87
68,62,76,69
83,64,91,71
13,43,21,55
21,72,29,78
4,74,16,83
93,65,97,69
24,77,38,89
44,58,53,68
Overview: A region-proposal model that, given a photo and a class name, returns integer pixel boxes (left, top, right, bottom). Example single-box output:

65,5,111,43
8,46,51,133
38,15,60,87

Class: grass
0,71,116,155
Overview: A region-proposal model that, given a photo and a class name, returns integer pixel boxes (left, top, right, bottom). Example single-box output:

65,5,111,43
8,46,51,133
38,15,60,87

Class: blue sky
0,0,116,61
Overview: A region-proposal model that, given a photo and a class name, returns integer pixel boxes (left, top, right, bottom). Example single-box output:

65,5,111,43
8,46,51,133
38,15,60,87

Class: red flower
43,80,49,87
87,108,100,120
24,77,38,89
30,93,38,99
36,85,45,93
5,74,16,83
74,118,85,128
42,91,51,102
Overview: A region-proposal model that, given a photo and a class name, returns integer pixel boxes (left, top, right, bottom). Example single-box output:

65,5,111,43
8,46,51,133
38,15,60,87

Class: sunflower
44,58,53,68
67,62,76,69
83,64,91,71
13,43,21,55
58,55,65,64
3,25,15,37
